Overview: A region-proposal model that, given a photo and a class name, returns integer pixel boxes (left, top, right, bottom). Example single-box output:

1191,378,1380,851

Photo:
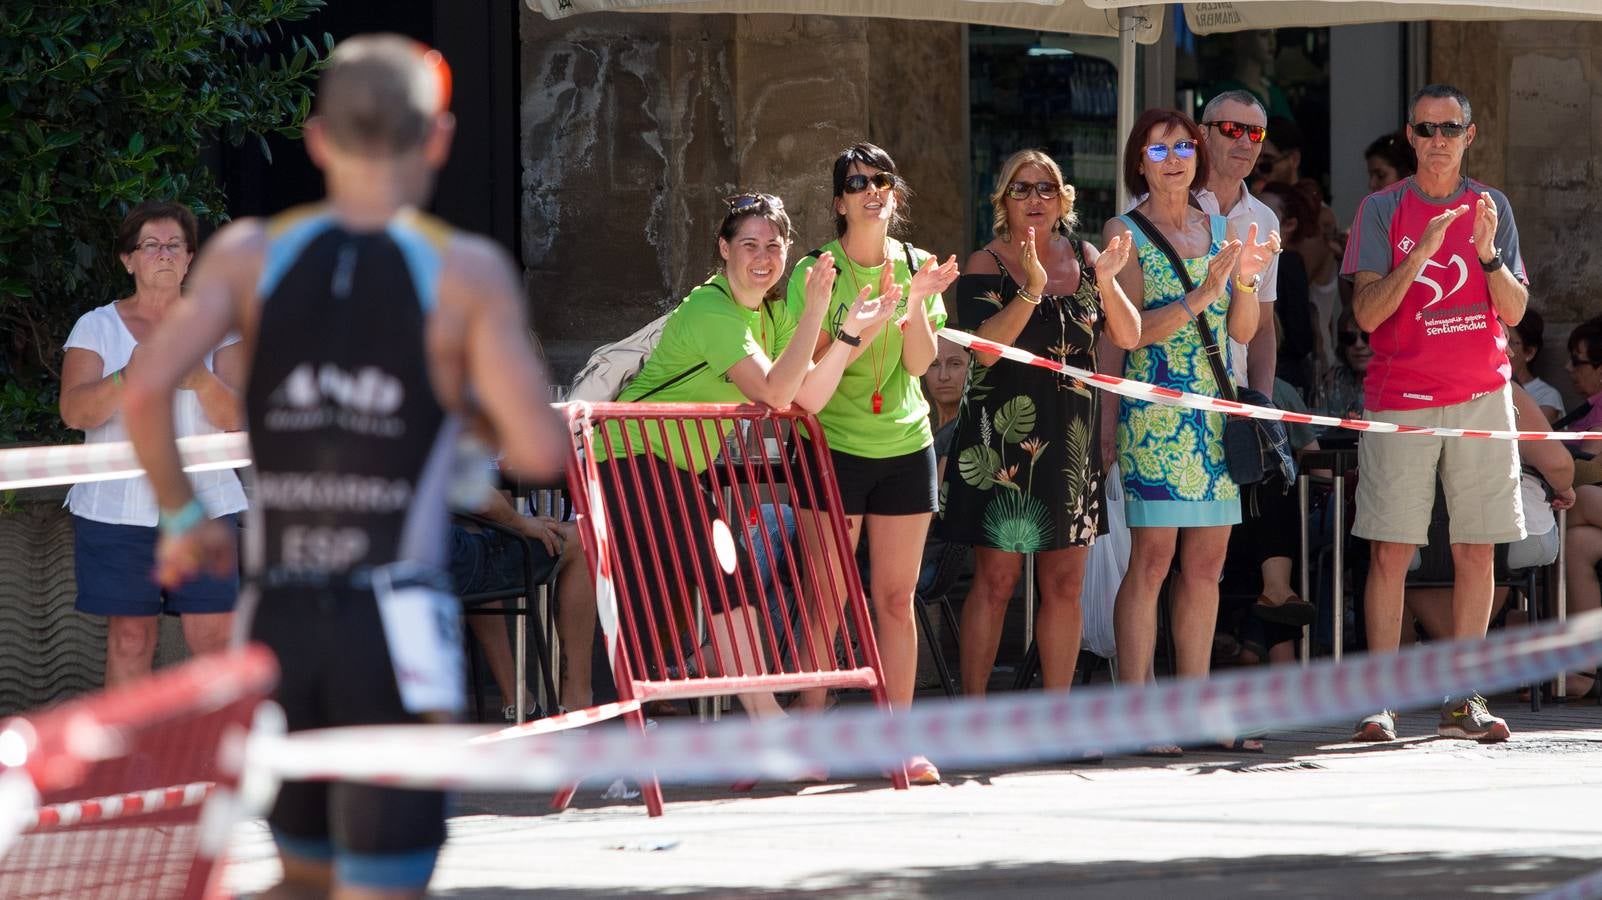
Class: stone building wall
519,11,966,379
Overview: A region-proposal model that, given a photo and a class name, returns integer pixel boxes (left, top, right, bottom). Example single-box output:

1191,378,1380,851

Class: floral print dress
1116,213,1241,528
938,242,1106,552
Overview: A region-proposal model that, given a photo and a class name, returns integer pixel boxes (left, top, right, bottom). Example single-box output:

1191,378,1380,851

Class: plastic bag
1079,463,1128,660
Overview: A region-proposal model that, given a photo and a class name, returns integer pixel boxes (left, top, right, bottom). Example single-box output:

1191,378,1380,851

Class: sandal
1138,744,1184,758
1250,595,1317,628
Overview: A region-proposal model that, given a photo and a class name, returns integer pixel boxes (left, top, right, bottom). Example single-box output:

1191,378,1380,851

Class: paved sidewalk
225,701,1602,897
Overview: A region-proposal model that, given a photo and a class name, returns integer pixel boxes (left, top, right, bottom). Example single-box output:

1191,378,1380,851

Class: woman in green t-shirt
785,143,960,785
600,193,894,721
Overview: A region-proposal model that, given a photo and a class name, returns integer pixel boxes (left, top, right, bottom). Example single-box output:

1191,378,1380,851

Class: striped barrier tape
937,327,1602,443
0,432,249,492
23,782,213,833
247,609,1602,792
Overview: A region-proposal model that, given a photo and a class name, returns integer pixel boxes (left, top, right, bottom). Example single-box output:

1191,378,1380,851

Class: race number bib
372,569,465,716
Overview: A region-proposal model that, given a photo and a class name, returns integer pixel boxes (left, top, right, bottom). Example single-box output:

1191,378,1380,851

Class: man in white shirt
1195,90,1281,393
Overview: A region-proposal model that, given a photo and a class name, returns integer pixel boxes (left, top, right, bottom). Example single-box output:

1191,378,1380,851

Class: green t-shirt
599,274,797,473
785,238,947,458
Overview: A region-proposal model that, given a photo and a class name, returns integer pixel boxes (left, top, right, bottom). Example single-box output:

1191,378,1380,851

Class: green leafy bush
0,1,329,445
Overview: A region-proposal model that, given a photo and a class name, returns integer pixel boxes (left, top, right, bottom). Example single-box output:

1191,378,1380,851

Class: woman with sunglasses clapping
785,143,960,785
601,193,896,722
938,150,1139,704
1100,110,1279,754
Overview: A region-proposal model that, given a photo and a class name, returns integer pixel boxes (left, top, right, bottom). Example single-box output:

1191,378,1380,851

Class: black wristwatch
836,330,862,347
1479,251,1504,273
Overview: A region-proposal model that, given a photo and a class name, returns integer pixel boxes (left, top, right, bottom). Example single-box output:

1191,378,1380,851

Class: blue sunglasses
1144,140,1197,163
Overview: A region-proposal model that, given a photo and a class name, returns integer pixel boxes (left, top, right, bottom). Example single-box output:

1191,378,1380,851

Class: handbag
1122,211,1296,487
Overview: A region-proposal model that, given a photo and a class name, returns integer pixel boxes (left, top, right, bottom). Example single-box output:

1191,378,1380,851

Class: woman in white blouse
58,201,246,685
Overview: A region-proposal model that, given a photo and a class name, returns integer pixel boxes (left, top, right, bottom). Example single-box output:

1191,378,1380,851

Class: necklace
842,240,891,414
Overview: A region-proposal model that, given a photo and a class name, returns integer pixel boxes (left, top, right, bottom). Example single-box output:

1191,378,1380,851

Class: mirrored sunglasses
1205,120,1267,143
726,192,784,213
1143,140,1197,163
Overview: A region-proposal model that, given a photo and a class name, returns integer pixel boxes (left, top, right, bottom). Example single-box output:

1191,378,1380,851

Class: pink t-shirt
1342,177,1527,411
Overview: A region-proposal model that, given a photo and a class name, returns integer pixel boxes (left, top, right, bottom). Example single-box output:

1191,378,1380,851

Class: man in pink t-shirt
1340,84,1530,745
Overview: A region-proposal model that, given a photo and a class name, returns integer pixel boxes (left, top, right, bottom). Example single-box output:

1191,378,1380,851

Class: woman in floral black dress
939,150,1140,696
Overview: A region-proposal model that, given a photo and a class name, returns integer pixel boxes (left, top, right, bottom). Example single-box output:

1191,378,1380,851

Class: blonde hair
989,149,1077,241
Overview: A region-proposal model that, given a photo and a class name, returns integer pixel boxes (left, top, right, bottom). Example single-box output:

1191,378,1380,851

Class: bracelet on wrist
158,498,207,539
1233,274,1260,294
1178,295,1197,318
1015,286,1042,306
110,368,124,386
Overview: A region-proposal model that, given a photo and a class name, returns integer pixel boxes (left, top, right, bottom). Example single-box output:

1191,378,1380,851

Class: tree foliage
0,0,329,444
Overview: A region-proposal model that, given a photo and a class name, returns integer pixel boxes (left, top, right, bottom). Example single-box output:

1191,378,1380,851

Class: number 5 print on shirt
1413,254,1470,319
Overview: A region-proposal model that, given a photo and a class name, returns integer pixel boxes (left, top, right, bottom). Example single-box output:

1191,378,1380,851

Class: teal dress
1116,213,1240,528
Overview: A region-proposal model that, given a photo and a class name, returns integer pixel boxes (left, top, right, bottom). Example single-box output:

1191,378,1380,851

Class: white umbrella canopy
528,0,1162,42
1086,0,1602,33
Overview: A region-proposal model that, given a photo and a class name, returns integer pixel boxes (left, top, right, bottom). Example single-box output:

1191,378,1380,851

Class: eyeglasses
1410,121,1468,139
1006,181,1061,201
1205,120,1267,144
727,192,784,213
1338,331,1370,347
1571,355,1599,369
1143,140,1197,163
842,172,897,194
134,240,188,256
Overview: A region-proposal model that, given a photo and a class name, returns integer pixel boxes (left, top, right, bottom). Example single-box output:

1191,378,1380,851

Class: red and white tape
247,610,1602,792
0,432,249,492
23,781,213,833
938,328,1602,443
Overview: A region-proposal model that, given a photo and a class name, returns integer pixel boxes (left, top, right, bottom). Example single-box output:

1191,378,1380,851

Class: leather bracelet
1015,286,1042,306
836,330,863,347
158,498,207,539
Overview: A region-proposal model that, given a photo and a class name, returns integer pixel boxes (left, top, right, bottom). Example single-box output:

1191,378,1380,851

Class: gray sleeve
1340,191,1397,280
1491,190,1527,284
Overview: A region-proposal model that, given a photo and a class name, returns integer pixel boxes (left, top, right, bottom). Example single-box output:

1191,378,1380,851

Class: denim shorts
447,526,559,597
73,514,240,616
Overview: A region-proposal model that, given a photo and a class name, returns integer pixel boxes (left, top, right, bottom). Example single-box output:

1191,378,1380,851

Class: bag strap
635,279,735,400
1124,210,1236,402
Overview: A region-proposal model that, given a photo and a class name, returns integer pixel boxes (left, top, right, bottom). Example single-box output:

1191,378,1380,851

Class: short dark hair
830,142,911,238
1255,181,1318,242
316,34,451,155
1510,307,1545,362
1122,108,1209,198
1568,315,1602,363
1365,131,1417,178
116,201,198,256
1265,116,1303,154
1409,83,1473,125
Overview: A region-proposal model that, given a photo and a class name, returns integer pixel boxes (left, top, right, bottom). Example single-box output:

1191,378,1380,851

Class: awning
528,0,1162,43
1088,0,1602,33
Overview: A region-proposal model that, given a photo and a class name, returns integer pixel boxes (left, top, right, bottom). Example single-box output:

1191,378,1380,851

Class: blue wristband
158,498,207,538
1179,295,1197,318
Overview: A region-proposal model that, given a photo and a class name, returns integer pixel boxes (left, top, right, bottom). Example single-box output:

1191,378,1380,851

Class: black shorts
246,584,447,858
792,440,938,517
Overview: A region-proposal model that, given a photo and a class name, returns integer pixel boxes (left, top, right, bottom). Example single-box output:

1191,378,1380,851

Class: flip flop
1138,745,1184,758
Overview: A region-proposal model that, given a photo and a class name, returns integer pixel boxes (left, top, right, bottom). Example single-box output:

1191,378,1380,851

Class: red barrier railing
0,646,278,899
559,402,902,814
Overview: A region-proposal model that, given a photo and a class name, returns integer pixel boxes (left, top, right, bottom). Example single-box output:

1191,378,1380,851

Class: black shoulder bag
1122,211,1295,488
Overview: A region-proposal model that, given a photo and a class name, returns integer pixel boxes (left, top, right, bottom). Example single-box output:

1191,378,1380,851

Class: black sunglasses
727,192,784,213
842,172,897,194
1006,181,1061,201
1410,121,1468,139
1338,331,1370,347
1205,120,1267,143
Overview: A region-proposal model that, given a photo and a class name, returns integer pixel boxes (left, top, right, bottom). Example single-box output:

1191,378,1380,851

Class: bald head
315,34,451,157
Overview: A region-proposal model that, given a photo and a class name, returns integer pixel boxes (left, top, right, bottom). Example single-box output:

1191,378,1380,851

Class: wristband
158,498,207,539
1233,275,1260,294
1178,295,1197,318
111,369,124,386
836,330,863,347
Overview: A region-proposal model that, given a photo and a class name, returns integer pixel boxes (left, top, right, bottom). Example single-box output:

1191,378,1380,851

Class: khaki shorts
1353,384,1525,546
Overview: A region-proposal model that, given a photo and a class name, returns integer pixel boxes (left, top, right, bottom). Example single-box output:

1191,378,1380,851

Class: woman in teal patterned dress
939,150,1140,697
1100,110,1278,751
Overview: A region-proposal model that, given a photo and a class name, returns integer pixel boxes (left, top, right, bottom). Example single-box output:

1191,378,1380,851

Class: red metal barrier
0,645,278,899
559,402,903,814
